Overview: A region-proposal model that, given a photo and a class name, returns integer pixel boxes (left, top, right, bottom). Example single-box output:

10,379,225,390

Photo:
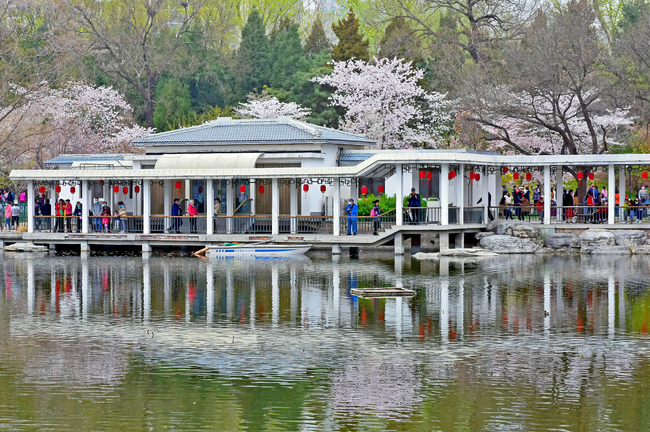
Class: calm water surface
1,252,650,431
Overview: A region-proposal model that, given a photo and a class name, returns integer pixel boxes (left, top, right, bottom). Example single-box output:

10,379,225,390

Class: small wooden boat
350,287,416,298
208,243,312,258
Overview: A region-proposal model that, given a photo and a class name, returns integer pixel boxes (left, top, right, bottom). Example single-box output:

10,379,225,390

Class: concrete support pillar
458,164,465,225
543,165,551,225
481,169,489,224
556,166,563,223
27,180,34,233
142,242,152,253
608,164,615,224
80,241,90,253
81,180,89,234
396,164,404,226
290,182,298,234
143,180,151,234
226,181,234,234
206,179,214,235
250,179,256,216
439,232,450,251
394,231,404,255
272,178,279,235
332,244,341,254
102,182,109,206
164,180,171,216
619,165,625,223
440,163,449,225
333,179,341,236
185,179,191,202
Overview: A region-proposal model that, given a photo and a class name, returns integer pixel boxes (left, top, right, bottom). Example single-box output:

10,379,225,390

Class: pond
1,252,649,431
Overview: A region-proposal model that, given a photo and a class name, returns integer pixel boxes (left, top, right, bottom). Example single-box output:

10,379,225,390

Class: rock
544,233,578,249
507,224,541,239
614,230,647,247
588,246,631,255
632,245,650,255
440,248,499,258
413,252,440,260
3,242,48,253
479,235,540,254
475,232,496,240
486,220,529,235
576,230,616,252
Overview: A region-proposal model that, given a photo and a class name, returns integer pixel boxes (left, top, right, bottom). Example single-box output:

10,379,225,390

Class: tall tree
153,77,193,131
304,15,331,56
270,23,308,90
331,9,370,62
69,0,207,129
234,9,271,101
378,18,423,63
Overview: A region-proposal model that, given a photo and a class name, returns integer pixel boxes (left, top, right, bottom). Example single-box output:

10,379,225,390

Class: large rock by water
479,235,540,254
588,246,631,255
614,230,648,247
413,252,440,260
506,224,541,239
475,232,496,240
575,230,616,252
486,220,530,236
4,242,48,252
544,233,578,249
440,248,499,258
631,245,650,255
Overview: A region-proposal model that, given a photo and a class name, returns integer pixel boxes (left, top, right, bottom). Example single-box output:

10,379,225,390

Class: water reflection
1,253,650,430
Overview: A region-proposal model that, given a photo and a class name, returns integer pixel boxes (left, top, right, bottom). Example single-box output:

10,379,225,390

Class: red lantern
378,186,384,194
449,170,456,179
513,172,520,180
303,184,309,192
258,185,265,194
70,186,76,194
55,186,61,193
320,185,326,193
361,186,368,195
198,186,203,193
470,172,476,180
419,171,425,179
426,172,432,180
240,185,246,193
448,172,453,180
39,186,45,194
504,167,508,173
643,172,648,180
526,173,532,181
577,172,583,180
475,173,481,181
113,186,119,193
175,181,182,189
99,180,104,186
134,185,140,194
123,187,128,194
588,172,594,180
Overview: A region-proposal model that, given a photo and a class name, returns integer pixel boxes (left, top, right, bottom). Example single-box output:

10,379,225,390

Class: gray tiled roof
134,118,375,146
340,152,376,162
44,154,127,166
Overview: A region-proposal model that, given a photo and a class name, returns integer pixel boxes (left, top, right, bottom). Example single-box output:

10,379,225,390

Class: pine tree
304,16,331,56
331,9,369,62
378,18,423,63
270,23,309,90
234,9,270,101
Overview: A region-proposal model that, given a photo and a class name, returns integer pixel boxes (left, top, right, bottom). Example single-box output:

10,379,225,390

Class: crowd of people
0,189,27,231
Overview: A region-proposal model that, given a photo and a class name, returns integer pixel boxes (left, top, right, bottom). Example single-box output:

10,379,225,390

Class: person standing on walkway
346,198,358,235
187,199,198,233
371,200,381,235
118,202,128,232
73,201,83,232
11,201,20,229
65,199,72,232
213,198,224,233
91,198,102,232
407,188,421,224
101,202,111,232
171,198,182,233
4,202,11,231
34,199,41,231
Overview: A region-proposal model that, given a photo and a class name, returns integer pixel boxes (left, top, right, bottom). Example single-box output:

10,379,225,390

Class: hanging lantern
448,172,453,180
513,172,520,180
504,167,509,173
320,185,326,193
419,171,425,179
361,186,368,195
175,181,182,189
303,184,309,192
123,187,128,195
526,173,532,181
240,185,246,194
426,172,432,180
134,185,140,194
378,185,384,194
113,186,119,193
469,172,476,180
475,173,481,181
449,170,456,179
644,172,648,187
588,172,594,180
577,172,583,180
198,186,203,193
39,186,45,194
55,185,61,193
70,186,76,194
99,180,104,186
258,185,265,194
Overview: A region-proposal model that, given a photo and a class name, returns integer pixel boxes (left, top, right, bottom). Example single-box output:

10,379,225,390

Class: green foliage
163,106,235,130
378,18,423,63
269,23,308,90
153,77,193,131
234,9,270,101
356,193,396,216
331,9,370,62
304,16,331,56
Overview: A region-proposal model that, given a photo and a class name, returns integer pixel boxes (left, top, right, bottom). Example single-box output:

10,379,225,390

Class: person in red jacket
187,199,198,233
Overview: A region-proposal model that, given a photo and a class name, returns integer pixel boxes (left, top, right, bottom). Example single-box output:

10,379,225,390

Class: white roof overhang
154,153,261,170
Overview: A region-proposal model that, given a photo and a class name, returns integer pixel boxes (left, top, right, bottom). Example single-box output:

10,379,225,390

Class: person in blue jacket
171,198,182,233
346,198,358,235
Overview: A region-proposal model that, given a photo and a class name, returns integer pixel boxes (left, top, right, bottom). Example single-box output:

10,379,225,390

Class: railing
150,215,207,234
404,206,440,224
488,205,648,224
341,209,396,235
34,216,144,233
279,216,333,234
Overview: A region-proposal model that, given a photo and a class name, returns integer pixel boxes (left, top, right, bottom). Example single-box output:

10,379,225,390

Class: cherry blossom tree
312,57,454,149
235,92,311,119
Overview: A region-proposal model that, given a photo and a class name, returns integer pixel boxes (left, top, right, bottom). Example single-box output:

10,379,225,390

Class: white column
440,163,449,225
185,179,191,202
206,179,214,235
27,180,34,233
250,179,256,216
608,164,615,224
272,264,279,327
481,169,489,223
81,180,89,234
272,178,279,235
333,179,341,236
458,164,464,225
226,181,234,234
290,182,298,234
164,180,171,234
396,164,404,226
556,165,563,223
619,165,625,223
27,258,34,315
143,180,151,234
102,182,110,205
543,165,551,225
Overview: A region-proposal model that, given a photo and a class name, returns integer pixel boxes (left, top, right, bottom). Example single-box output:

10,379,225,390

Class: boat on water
350,287,416,298
208,243,312,258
